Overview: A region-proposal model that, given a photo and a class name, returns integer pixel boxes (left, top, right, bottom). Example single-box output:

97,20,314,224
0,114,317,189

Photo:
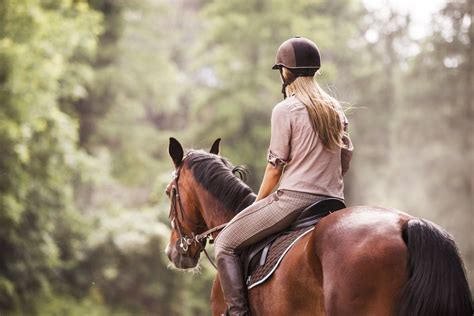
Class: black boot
216,250,250,316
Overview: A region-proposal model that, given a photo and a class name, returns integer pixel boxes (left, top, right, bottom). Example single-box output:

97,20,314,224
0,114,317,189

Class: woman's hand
255,163,283,201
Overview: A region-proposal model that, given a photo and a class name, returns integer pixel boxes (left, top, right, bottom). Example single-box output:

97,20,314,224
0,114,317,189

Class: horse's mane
185,150,255,213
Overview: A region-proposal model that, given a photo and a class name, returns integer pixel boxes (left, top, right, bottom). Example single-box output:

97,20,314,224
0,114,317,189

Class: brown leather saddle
240,197,346,289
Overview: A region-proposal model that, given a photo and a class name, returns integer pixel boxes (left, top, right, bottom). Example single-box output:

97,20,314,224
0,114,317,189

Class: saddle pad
246,227,314,289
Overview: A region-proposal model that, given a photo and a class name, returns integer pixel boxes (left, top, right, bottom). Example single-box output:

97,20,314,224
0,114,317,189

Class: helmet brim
272,64,320,71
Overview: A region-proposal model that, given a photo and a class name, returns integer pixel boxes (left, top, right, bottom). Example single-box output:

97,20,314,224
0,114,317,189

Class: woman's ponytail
282,68,346,150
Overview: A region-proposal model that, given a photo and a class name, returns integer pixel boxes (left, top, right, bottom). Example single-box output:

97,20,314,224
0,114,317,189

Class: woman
214,37,354,316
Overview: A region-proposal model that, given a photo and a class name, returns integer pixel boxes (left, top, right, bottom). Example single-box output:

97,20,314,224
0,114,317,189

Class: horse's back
314,206,411,315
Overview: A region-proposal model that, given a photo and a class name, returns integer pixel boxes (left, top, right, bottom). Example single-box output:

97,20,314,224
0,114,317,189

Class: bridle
168,161,227,269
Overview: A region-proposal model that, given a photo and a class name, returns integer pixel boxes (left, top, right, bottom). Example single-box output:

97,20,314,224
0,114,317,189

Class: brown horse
164,138,472,316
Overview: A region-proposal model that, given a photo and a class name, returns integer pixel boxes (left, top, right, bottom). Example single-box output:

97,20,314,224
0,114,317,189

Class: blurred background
0,0,472,314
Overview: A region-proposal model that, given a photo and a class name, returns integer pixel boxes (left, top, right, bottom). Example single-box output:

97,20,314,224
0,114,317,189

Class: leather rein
169,165,227,269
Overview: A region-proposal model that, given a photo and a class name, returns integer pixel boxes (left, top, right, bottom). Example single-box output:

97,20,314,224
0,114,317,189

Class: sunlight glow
363,0,446,39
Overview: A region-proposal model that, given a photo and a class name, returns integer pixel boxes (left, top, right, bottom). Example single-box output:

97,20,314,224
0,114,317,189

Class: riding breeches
214,189,326,256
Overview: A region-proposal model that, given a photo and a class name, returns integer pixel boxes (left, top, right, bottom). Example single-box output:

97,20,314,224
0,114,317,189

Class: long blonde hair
283,68,346,150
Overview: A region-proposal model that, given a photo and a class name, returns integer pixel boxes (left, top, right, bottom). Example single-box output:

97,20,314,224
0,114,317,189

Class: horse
164,137,472,316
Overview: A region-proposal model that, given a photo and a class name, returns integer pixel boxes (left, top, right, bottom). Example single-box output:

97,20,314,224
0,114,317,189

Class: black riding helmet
272,36,321,98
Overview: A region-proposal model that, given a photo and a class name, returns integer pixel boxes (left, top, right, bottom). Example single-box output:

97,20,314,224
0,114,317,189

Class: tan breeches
214,189,326,256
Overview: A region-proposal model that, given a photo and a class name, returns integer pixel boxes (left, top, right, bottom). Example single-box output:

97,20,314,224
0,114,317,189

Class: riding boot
216,250,250,316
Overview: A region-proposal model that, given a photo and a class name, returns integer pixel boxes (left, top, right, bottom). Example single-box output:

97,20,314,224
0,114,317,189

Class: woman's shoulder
273,96,303,113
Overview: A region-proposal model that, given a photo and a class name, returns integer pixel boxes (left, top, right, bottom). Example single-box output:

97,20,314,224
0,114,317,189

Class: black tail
397,219,473,316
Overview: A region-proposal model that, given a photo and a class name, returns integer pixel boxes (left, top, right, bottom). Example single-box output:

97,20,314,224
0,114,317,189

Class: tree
0,0,101,312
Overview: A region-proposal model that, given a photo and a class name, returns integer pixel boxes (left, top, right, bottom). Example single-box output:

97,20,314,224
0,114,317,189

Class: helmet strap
278,67,318,99
279,68,296,99
281,82,288,99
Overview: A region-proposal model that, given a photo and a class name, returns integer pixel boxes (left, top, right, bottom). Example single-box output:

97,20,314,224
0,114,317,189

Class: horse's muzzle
166,243,199,269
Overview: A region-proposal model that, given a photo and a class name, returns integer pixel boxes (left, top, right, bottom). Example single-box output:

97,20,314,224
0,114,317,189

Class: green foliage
0,0,101,312
33,293,127,316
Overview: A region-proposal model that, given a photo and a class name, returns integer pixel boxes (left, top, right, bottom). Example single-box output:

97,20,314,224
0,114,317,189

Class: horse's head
164,137,222,269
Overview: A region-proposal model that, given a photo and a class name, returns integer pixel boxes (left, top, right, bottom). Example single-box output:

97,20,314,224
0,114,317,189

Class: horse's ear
169,137,184,167
209,138,221,155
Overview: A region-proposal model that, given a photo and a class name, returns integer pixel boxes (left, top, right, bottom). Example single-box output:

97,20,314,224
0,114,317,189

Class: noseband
168,161,227,268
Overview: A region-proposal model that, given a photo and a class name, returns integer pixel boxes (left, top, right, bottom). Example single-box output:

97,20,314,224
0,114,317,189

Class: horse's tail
397,218,472,316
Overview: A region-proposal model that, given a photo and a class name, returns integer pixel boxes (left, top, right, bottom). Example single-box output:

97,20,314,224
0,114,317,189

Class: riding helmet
273,37,321,98
272,36,321,75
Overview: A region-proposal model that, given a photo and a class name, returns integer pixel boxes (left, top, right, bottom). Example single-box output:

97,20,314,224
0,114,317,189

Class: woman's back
269,95,347,198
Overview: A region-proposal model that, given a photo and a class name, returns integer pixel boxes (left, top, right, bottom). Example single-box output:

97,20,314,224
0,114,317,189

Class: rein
169,164,227,269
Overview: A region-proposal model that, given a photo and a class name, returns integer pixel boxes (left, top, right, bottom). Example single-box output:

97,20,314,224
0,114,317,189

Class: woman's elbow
267,164,283,178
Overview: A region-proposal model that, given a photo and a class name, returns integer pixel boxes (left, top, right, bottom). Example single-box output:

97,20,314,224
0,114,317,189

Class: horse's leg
314,207,409,315
211,275,227,316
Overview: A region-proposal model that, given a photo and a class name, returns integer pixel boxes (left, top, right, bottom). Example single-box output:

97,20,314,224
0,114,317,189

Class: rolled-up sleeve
341,113,353,176
267,105,291,168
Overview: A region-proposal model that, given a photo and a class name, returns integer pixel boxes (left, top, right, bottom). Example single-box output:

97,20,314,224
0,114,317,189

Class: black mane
185,150,255,213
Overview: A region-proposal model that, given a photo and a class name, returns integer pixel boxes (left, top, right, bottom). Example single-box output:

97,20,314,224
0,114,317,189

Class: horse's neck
234,192,256,212
198,191,256,230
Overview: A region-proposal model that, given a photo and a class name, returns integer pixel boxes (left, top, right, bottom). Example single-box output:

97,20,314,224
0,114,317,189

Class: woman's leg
214,190,323,315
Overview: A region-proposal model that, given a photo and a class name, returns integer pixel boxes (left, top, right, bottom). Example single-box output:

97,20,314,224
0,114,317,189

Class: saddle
240,197,346,289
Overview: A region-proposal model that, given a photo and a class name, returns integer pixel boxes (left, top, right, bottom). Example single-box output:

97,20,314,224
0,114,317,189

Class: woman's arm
341,133,353,176
255,163,283,201
258,103,290,201
340,112,353,176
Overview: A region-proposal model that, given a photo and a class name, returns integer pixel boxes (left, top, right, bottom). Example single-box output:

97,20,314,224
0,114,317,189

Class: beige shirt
267,96,353,199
